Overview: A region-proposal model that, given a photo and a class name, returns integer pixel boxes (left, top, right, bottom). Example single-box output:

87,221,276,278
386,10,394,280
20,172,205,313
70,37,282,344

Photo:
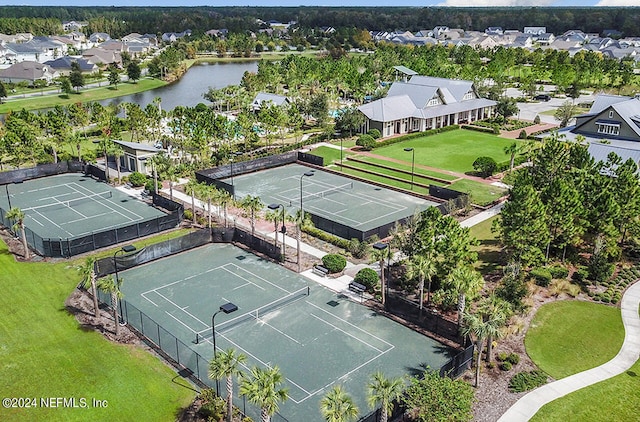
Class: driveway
505,87,598,125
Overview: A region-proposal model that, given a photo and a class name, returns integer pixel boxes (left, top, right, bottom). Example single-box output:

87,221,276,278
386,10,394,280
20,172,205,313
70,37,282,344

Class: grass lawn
373,129,522,174
0,78,167,114
525,301,624,379
468,215,502,275
448,179,507,206
357,156,457,181
309,145,351,166
530,358,640,422
0,238,195,421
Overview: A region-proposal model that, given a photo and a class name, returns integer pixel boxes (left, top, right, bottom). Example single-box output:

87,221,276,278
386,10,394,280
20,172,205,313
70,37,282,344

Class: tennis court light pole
404,147,415,190
268,203,286,260
298,171,314,273
113,245,136,325
373,242,388,309
212,302,238,395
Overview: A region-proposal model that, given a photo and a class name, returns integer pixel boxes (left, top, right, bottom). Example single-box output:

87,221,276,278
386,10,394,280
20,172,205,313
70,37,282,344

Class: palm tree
503,142,520,172
239,365,289,422
110,144,124,184
447,265,485,328
215,189,233,228
367,372,404,422
209,348,247,422
97,274,124,336
405,254,437,310
478,294,511,363
239,195,264,237
78,257,99,317
6,207,29,259
265,209,283,248
320,385,359,422
184,178,200,224
461,311,492,387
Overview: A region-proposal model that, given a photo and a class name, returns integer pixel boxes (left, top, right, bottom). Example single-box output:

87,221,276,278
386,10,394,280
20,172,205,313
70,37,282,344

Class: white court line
220,266,266,291
309,313,383,353
222,263,289,293
28,209,74,236
153,290,209,329
258,318,302,345
305,301,395,348
67,182,143,221
165,310,200,334
139,264,228,296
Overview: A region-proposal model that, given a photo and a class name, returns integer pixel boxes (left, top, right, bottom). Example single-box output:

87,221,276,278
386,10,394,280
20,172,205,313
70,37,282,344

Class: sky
2,1,639,7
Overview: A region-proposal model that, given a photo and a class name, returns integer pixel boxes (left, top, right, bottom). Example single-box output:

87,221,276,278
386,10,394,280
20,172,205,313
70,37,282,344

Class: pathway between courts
497,280,640,421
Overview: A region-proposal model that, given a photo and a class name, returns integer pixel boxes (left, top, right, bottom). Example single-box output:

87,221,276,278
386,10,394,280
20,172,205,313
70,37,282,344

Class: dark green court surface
0,174,166,239
224,164,438,232
120,243,453,422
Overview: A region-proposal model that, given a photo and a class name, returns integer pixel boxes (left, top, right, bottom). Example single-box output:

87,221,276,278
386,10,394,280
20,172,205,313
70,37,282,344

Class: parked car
534,94,551,102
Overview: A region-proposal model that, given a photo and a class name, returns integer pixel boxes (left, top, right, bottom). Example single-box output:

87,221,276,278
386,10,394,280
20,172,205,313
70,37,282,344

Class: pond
99,61,258,111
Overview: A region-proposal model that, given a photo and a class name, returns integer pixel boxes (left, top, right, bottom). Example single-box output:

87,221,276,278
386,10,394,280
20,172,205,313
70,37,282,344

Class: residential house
44,56,98,75
62,21,88,32
357,73,496,138
112,140,164,175
485,27,504,36
570,94,640,143
88,32,111,46
0,61,58,85
4,37,67,63
162,30,192,43
82,48,122,67
251,92,289,112
524,26,547,36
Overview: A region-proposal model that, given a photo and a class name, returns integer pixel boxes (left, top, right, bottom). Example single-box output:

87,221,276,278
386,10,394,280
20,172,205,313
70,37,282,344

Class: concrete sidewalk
498,280,640,421
460,201,505,228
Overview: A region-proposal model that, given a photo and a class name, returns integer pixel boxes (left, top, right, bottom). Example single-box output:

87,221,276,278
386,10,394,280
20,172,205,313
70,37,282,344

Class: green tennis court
224,163,438,234
120,243,454,421
0,173,167,239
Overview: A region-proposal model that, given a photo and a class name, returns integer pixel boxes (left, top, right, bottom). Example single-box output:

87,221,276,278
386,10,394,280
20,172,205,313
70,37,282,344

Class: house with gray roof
0,61,58,85
571,94,640,143
44,56,98,75
251,92,289,112
358,73,496,138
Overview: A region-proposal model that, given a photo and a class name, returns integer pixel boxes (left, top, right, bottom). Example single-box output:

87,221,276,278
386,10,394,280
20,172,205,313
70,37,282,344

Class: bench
312,265,329,277
348,281,366,294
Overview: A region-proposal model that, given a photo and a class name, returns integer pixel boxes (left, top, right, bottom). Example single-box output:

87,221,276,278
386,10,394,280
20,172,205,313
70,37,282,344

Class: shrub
367,128,381,139
472,156,498,177
533,115,541,124
356,134,376,151
347,238,369,259
144,178,155,193
549,265,569,279
322,254,347,273
530,267,552,287
354,267,379,293
518,129,528,139
183,209,193,221
128,171,147,187
499,361,512,371
508,370,548,392
572,266,589,284
497,352,508,362
506,353,520,365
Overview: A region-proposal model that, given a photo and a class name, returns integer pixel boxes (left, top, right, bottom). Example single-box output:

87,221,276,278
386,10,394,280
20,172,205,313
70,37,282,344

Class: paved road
505,87,598,125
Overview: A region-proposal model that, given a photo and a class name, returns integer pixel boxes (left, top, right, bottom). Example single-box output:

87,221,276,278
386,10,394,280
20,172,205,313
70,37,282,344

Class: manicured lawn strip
530,359,640,422
338,167,432,197
0,240,195,421
309,145,351,165
468,215,501,275
525,301,624,379
373,130,522,174
448,179,507,206
343,159,447,187
357,156,457,181
0,78,167,114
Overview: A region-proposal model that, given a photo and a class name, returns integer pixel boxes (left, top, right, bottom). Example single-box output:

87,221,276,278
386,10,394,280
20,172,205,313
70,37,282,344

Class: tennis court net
216,286,310,334
23,191,113,212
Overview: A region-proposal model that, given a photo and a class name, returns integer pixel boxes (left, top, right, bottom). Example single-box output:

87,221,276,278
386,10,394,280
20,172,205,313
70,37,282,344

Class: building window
463,91,474,101
428,96,441,107
609,110,614,119
597,122,620,135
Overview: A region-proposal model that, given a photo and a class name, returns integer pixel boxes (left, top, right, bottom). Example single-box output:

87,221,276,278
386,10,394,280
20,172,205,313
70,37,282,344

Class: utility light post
113,245,136,325
373,242,388,309
268,203,286,260
4,180,23,210
298,171,314,272
211,302,238,395
404,147,415,190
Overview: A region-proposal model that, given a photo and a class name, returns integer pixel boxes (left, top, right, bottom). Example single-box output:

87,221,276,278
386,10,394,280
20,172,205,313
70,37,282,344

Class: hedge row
460,124,498,134
372,125,460,149
302,224,351,249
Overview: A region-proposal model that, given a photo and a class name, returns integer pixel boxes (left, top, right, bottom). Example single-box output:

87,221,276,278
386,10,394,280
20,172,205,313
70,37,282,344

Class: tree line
1,6,640,38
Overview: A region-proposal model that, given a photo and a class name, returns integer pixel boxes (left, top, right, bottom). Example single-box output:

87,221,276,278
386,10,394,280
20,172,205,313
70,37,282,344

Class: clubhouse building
357,74,497,138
